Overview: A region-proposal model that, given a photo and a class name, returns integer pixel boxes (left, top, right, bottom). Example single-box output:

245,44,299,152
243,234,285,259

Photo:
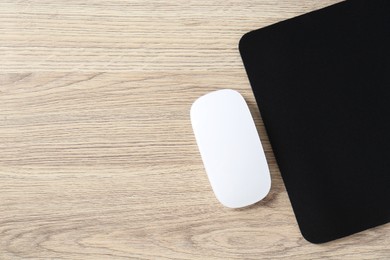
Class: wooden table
1,0,389,258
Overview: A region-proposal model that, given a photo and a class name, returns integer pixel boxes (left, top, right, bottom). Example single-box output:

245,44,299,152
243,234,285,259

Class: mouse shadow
234,98,285,211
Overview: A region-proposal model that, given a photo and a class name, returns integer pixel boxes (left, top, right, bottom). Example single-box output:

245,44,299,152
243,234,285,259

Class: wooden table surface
1,0,390,259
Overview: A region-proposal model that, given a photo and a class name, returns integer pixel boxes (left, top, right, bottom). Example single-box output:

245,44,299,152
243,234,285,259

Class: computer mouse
191,89,271,208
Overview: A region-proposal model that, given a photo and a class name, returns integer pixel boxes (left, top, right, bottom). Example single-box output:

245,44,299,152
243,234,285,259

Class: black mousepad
239,0,390,243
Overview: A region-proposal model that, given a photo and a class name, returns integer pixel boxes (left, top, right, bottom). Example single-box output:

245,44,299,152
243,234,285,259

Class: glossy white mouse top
191,89,271,208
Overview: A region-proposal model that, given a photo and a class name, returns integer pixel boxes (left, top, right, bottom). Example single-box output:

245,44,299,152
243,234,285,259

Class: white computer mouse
191,89,271,208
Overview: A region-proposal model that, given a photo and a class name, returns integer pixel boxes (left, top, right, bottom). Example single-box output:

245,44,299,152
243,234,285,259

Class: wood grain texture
1,0,390,259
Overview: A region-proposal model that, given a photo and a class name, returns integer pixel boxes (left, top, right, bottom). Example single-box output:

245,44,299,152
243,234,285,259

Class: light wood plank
1,1,390,259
